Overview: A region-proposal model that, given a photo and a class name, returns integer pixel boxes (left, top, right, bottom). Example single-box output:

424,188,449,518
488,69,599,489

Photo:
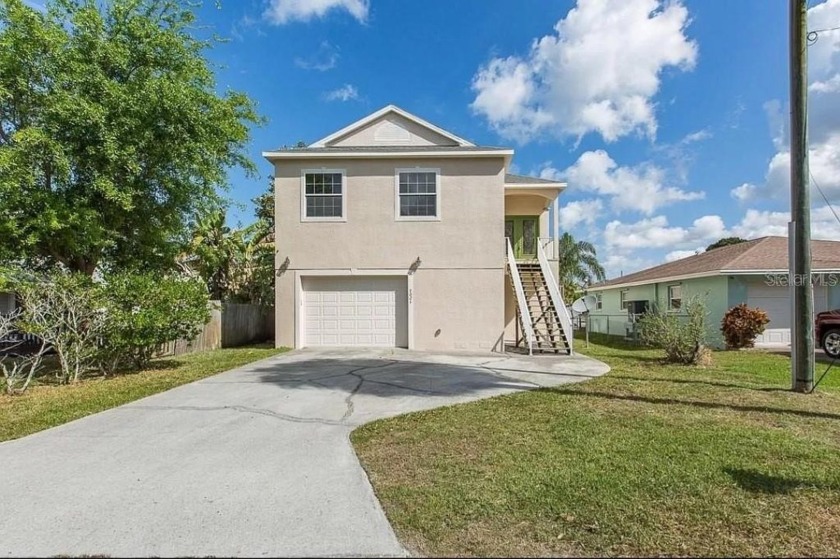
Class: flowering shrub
720,304,770,349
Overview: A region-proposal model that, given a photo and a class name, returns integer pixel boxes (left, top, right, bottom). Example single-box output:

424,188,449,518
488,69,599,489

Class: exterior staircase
512,262,570,354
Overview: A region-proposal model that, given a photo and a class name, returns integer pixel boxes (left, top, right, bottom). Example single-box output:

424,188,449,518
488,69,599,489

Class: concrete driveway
0,348,608,557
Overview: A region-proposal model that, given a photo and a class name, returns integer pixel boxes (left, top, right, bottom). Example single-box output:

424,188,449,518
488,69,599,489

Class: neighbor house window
302,170,344,221
396,169,439,220
668,285,682,310
595,293,602,310
620,290,628,310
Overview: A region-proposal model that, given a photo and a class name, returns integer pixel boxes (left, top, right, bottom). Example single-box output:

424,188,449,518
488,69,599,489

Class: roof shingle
591,236,840,289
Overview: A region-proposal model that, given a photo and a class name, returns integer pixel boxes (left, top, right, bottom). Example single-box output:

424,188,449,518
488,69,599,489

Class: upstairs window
396,169,439,220
302,171,344,221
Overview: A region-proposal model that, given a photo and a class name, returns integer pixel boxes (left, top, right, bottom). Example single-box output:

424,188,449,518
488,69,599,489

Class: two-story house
263,105,574,354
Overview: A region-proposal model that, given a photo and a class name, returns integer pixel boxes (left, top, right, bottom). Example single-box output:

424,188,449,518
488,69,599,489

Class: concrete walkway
0,348,608,557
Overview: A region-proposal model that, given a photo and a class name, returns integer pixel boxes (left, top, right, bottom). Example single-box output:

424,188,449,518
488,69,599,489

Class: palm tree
556,232,606,301
184,210,246,300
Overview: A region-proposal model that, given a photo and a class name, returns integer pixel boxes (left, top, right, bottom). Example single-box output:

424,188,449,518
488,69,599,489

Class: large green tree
557,232,606,301
0,0,261,274
706,237,747,251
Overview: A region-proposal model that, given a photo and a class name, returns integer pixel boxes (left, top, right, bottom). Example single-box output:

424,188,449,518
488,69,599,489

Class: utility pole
789,0,814,392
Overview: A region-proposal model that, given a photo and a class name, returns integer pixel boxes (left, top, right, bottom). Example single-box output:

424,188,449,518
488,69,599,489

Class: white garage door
302,276,408,347
747,282,830,346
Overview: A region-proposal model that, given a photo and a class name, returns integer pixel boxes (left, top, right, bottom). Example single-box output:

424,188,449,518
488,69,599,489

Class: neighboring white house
263,105,574,354
587,236,840,348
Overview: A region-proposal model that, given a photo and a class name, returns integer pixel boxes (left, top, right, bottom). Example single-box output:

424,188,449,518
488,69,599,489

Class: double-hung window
396,169,440,220
668,285,682,310
302,170,344,221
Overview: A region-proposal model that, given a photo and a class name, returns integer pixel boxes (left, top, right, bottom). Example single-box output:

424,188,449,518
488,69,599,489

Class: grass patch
0,344,286,442
352,333,840,557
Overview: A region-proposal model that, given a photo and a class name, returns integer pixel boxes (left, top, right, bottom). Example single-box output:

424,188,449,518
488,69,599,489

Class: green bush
721,304,770,349
638,297,709,365
98,273,211,371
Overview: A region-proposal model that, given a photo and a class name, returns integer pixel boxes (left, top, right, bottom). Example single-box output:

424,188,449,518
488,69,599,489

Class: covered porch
503,174,570,353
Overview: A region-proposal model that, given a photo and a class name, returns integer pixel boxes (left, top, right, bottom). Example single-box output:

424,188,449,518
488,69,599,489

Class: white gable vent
374,120,411,143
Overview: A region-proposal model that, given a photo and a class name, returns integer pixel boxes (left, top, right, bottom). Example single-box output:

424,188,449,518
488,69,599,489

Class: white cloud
295,41,339,71
470,0,697,143
323,84,359,102
603,215,725,250
561,150,704,215
735,0,840,205
557,199,603,229
730,206,840,240
264,0,368,24
731,182,757,201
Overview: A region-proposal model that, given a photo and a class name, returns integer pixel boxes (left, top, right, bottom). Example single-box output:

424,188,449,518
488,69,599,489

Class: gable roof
309,105,475,148
589,236,840,290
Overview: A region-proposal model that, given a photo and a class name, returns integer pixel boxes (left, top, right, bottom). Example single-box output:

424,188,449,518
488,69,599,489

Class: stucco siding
272,156,507,351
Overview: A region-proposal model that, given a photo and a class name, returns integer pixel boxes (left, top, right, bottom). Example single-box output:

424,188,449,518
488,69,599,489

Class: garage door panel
301,276,407,348
747,283,790,346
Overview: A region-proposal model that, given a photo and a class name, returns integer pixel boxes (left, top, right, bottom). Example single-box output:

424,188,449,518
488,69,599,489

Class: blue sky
193,1,837,276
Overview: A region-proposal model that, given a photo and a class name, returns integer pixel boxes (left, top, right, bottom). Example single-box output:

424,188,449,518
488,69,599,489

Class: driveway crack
126,404,345,426
341,360,398,421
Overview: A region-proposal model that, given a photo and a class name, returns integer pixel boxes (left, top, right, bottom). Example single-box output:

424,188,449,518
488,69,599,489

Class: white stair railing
537,240,574,355
506,238,535,355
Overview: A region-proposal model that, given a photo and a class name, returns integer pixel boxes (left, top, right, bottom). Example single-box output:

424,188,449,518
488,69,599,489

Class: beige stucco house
263,105,574,354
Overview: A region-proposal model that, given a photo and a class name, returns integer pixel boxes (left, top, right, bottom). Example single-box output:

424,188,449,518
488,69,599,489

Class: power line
807,25,840,45
810,170,840,228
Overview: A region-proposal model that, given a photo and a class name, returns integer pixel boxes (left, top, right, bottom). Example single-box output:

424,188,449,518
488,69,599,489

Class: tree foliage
182,179,275,305
720,304,770,349
557,232,606,301
638,297,709,365
97,272,210,371
0,0,261,274
706,237,747,251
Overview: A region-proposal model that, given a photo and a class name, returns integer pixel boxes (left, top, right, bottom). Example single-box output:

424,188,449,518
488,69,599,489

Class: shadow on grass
725,468,835,494
614,375,790,393
547,388,840,420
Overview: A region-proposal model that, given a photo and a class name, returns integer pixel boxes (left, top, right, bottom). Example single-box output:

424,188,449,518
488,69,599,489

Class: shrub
0,310,49,395
98,273,210,371
16,271,105,384
638,297,709,365
721,304,770,349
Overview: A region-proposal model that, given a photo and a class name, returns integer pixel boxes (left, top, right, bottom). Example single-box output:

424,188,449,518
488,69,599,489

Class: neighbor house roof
589,236,840,291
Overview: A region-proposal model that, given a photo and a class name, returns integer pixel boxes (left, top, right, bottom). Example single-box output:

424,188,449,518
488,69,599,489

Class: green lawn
352,334,840,557
0,344,286,442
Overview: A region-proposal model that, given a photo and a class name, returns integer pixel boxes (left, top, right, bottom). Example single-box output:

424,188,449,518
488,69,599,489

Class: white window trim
595,292,602,311
620,289,628,310
300,168,347,222
394,167,441,222
667,284,683,311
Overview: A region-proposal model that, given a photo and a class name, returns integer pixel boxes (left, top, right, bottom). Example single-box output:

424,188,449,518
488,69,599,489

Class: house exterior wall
272,156,507,352
588,275,729,347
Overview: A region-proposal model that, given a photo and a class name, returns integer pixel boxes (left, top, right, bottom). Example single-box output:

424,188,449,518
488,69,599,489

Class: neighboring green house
587,236,840,348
